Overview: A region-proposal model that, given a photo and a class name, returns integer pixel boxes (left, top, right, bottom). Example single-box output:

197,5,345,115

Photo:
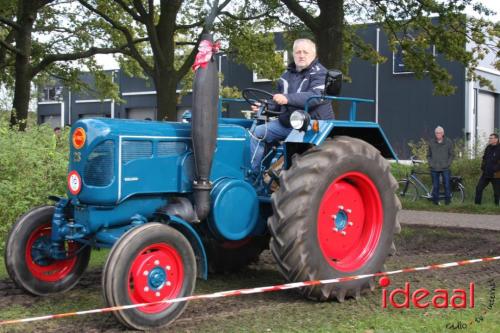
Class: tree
261,0,499,95
2,0,289,127
0,0,135,130
78,0,294,121
76,0,234,121
0,0,17,86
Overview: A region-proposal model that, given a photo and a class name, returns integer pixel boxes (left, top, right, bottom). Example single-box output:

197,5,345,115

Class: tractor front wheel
5,206,91,295
269,136,401,301
102,223,196,330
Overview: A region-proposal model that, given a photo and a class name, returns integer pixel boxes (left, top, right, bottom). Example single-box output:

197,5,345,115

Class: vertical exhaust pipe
191,34,219,221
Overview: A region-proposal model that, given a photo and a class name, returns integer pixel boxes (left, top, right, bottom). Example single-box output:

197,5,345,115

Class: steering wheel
242,88,273,106
241,88,284,115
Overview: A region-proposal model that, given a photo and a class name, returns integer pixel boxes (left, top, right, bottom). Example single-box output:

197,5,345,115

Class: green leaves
276,0,499,95
219,18,285,83
0,114,69,251
366,0,499,95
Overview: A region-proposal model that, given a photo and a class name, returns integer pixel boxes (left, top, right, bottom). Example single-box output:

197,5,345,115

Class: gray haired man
249,38,334,172
427,126,454,205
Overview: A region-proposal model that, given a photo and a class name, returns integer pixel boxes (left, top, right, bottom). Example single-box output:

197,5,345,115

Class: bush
0,114,69,251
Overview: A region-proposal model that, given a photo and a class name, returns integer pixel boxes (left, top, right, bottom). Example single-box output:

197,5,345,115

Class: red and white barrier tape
1,255,499,326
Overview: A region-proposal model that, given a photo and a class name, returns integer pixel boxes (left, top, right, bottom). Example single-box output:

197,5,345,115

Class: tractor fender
156,213,208,280
284,120,397,168
326,122,397,160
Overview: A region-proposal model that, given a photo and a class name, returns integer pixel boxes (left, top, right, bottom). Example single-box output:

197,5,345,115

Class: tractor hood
67,118,194,205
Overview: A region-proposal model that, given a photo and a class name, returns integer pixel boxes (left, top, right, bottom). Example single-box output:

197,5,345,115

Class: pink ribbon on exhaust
192,39,221,71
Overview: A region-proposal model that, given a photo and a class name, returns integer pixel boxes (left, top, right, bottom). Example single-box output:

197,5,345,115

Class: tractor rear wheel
269,136,401,301
5,206,91,296
102,223,196,330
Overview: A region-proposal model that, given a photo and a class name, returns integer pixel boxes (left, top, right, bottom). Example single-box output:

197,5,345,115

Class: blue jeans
431,169,451,204
250,120,292,172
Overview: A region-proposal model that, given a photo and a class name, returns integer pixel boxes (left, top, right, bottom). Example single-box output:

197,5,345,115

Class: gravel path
399,209,500,231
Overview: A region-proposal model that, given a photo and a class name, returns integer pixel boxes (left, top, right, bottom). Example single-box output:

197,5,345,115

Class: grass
0,226,498,333
402,201,499,214
1,267,497,333
172,287,499,333
397,224,462,240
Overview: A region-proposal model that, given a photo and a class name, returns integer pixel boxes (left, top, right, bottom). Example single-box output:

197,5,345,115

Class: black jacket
273,59,334,127
481,144,500,178
427,137,454,171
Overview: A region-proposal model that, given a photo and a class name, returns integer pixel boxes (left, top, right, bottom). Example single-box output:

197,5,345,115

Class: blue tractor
5,35,400,330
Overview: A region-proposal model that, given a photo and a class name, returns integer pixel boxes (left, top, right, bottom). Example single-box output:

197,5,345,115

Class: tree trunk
11,56,31,130
315,0,344,70
10,0,36,131
154,72,179,121
0,31,14,70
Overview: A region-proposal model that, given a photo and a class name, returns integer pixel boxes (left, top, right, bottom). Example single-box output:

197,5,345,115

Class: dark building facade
37,71,193,125
38,26,500,158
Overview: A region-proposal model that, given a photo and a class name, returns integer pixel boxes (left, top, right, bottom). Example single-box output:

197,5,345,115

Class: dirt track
0,225,499,332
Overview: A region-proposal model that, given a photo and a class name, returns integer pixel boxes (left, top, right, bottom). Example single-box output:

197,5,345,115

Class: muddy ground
0,225,499,332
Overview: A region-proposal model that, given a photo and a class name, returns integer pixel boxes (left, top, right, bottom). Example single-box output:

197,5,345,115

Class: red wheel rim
128,243,184,314
317,172,383,272
25,223,78,282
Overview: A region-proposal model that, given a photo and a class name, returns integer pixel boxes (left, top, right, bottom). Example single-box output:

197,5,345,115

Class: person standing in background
427,126,454,205
474,133,500,206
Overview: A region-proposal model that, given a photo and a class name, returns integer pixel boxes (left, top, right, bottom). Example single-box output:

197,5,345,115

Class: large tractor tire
102,223,196,330
269,136,401,301
205,236,269,274
5,206,91,296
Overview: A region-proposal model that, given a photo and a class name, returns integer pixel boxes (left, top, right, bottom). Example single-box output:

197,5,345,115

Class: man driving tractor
250,38,334,171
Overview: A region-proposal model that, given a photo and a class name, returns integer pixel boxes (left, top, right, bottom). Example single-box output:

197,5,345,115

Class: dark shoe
445,201,451,206
247,171,259,185
433,201,440,206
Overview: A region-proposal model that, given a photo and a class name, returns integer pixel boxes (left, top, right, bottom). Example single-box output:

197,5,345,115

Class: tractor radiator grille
157,141,187,157
84,140,114,187
122,140,153,164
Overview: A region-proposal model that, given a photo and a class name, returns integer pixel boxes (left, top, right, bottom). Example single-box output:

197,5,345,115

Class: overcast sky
466,0,500,20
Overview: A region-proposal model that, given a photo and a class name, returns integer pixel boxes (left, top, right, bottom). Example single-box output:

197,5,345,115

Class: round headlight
290,111,310,131
290,111,305,130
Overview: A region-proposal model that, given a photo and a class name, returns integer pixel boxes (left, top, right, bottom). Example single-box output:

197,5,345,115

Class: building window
41,86,63,101
79,113,110,119
393,43,436,75
253,50,288,82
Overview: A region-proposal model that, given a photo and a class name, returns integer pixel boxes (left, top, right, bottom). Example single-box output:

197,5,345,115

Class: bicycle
397,156,465,204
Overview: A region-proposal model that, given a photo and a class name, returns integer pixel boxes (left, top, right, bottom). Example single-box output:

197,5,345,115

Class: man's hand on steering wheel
272,94,288,105
250,103,261,113
242,88,285,116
